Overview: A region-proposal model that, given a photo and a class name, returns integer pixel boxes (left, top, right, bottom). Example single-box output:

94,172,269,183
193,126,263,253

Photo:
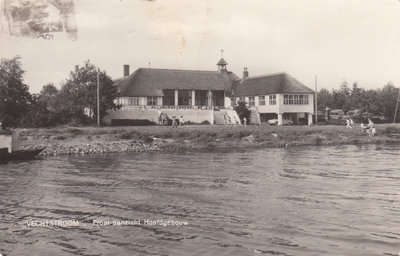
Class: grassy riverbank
17,123,400,155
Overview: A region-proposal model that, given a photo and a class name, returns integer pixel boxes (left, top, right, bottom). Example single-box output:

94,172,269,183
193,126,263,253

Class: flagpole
394,86,400,123
315,75,318,124
97,68,100,127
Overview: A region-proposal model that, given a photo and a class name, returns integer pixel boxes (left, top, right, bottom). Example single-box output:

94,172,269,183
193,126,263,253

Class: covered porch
162,89,225,109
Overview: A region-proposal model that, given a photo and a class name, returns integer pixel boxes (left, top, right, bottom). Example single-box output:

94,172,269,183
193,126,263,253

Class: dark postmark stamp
1,0,77,40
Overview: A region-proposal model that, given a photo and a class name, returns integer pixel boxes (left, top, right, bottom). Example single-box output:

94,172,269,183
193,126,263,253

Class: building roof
216,58,228,66
116,68,234,97
234,72,314,96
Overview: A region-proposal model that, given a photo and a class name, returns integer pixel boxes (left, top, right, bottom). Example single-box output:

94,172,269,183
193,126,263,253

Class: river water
0,144,399,256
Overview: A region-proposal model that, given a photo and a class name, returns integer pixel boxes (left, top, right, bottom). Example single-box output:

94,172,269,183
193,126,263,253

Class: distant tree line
0,56,119,128
317,80,400,122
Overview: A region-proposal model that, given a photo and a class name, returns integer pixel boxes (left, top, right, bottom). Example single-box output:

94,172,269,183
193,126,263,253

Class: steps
214,109,241,125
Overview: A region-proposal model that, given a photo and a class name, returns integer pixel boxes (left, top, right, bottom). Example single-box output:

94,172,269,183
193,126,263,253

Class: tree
317,88,332,111
380,82,398,122
40,83,58,100
38,83,60,113
331,89,347,110
18,83,62,127
0,56,31,127
19,93,55,127
54,60,119,124
234,100,251,123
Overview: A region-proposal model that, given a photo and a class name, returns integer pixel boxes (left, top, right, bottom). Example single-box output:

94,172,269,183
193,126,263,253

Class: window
213,91,225,107
284,95,294,104
249,96,255,107
195,90,207,106
127,97,140,105
259,96,265,105
289,95,294,104
269,95,276,105
239,97,245,102
163,90,175,106
178,90,191,106
303,95,309,105
147,96,158,106
284,94,309,105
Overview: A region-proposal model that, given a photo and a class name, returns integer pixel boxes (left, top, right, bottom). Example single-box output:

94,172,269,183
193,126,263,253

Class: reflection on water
0,144,400,256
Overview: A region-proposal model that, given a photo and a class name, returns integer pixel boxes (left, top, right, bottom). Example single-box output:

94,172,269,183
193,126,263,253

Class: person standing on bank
172,116,178,128
243,117,247,127
179,116,184,128
368,118,375,129
346,119,352,129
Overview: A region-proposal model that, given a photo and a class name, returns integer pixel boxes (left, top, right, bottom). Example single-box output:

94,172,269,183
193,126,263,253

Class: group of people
158,113,184,128
171,115,184,128
223,113,247,127
361,118,376,137
347,117,376,137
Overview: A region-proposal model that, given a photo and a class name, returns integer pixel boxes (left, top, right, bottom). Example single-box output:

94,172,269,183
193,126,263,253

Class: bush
118,131,132,140
234,101,251,123
383,126,400,134
66,128,82,136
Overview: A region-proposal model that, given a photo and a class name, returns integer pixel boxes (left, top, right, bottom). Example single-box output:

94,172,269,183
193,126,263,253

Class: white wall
277,94,314,114
104,109,160,124
162,109,214,124
256,95,279,113
224,97,232,108
0,135,12,153
104,109,214,125
237,94,314,114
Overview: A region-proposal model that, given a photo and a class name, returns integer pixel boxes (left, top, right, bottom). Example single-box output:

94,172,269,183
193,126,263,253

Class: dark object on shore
0,147,45,164
111,119,156,126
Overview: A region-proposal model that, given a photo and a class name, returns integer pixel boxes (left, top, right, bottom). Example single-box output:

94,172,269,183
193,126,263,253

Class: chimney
243,67,249,79
123,65,130,77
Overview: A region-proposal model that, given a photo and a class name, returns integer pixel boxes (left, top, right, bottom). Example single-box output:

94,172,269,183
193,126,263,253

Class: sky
1,0,400,93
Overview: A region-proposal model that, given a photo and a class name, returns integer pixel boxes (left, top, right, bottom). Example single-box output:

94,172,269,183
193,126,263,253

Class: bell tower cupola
216,49,228,73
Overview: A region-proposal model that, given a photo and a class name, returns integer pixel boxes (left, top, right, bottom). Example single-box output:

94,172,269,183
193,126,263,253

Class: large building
234,72,314,125
104,58,314,126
